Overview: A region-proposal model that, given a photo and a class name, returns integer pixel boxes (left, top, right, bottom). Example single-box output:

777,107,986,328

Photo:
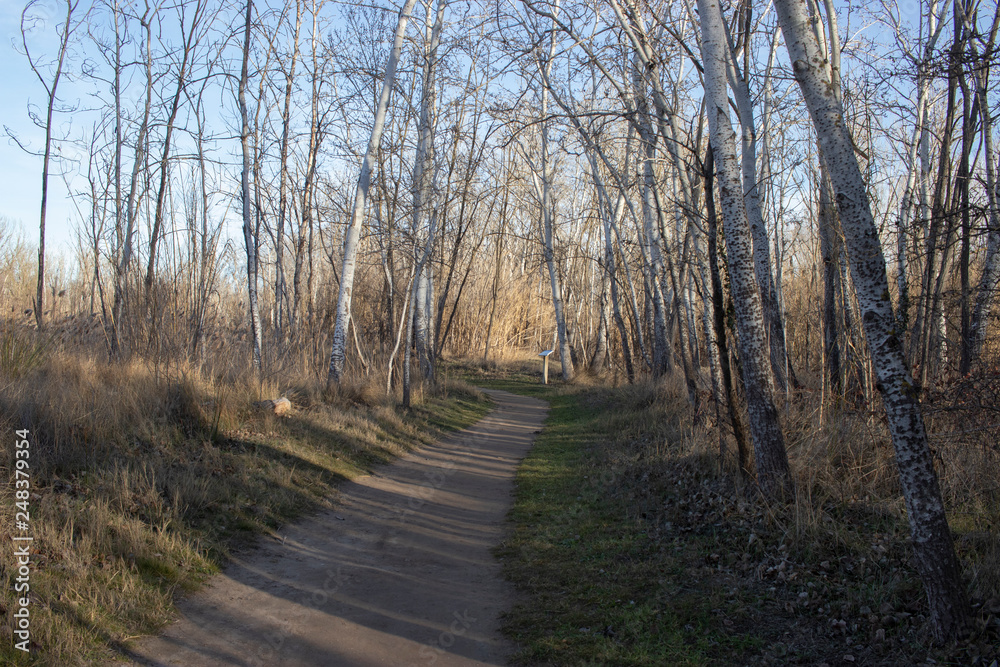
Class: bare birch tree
143,0,210,299
698,0,792,497
774,0,970,640
410,0,446,385
238,0,262,372
327,0,420,387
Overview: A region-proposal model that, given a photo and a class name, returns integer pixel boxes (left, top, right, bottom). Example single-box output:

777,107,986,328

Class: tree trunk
725,23,796,392
483,184,508,365
292,3,323,340
534,16,574,381
24,0,76,330
410,0,446,384
144,0,204,298
775,0,970,640
959,1,1000,372
699,0,792,498
109,0,127,355
631,66,672,377
327,0,420,387
818,160,843,395
274,0,303,340
590,268,609,375
703,144,750,477
238,0,261,373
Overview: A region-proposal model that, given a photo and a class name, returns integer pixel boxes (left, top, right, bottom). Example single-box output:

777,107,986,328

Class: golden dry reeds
0,319,490,665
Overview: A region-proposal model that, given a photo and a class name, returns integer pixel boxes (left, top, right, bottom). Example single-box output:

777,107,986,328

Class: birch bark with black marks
699,0,792,497
723,11,797,392
774,0,970,640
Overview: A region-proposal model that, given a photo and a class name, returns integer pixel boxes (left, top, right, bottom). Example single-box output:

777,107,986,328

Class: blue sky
0,0,930,260
1,0,82,255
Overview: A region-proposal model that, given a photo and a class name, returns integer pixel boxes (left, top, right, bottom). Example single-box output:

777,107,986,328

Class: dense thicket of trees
8,0,1000,640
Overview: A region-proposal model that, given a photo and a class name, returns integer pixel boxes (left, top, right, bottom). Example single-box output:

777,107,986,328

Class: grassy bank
0,335,491,666
454,361,1000,666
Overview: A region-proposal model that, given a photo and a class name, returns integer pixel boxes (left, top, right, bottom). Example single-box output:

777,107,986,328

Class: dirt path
122,389,547,667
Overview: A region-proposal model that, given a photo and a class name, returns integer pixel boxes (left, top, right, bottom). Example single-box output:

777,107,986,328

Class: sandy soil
120,388,547,667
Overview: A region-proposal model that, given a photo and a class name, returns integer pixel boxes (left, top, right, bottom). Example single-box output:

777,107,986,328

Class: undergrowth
459,360,1000,666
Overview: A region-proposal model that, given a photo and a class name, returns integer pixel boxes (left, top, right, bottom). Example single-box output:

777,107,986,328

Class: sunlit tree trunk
725,13,797,392
189,86,218,361
328,0,420,387
292,0,323,339
411,0,446,384
775,0,970,640
110,0,147,357
274,0,303,340
238,0,261,373
144,0,206,299
531,6,574,381
483,176,509,365
631,66,671,377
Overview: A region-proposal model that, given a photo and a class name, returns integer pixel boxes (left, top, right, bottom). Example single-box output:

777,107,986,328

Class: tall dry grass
0,320,491,665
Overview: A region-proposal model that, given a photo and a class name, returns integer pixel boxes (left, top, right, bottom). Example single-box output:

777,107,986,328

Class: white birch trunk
411,0,445,384
774,0,970,640
536,11,574,381
699,0,792,497
238,0,261,372
725,38,794,392
327,0,419,388
631,63,672,377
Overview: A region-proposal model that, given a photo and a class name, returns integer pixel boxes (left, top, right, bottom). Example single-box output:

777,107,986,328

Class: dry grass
0,323,492,665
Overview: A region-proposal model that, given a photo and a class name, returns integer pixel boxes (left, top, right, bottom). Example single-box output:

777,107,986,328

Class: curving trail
122,389,547,667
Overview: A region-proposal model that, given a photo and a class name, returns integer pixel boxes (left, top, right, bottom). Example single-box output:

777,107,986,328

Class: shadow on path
120,389,548,667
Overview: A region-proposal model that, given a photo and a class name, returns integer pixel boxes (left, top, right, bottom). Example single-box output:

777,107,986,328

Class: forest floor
453,361,1000,667
119,388,547,666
